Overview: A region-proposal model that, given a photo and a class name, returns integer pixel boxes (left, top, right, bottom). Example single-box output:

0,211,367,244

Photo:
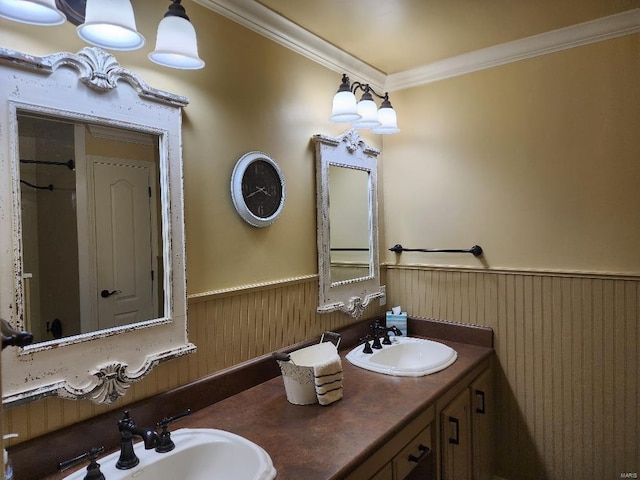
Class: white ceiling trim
195,2,639,92
194,0,386,89
386,8,640,91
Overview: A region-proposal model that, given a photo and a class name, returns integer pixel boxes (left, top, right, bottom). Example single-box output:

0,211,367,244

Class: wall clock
231,151,286,227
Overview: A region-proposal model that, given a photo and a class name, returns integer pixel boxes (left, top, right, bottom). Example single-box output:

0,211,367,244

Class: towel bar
389,244,483,257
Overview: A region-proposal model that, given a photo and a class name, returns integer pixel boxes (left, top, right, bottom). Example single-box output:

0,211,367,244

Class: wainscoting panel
3,276,371,443
385,266,639,480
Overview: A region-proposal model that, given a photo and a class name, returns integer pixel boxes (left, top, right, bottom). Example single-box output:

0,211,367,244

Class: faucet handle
369,319,384,332
58,446,105,480
359,336,373,354
156,408,192,453
118,410,134,430
157,408,192,428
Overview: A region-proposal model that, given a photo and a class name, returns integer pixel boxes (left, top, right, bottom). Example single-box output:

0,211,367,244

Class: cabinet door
441,389,472,480
470,367,493,480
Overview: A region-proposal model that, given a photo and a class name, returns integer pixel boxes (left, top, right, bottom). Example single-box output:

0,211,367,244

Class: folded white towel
313,354,343,405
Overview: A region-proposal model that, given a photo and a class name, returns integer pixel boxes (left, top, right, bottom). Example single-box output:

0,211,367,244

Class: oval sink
346,336,457,376
63,428,276,480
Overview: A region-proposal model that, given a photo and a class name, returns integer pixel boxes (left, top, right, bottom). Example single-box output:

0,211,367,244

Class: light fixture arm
350,81,389,103
164,0,189,21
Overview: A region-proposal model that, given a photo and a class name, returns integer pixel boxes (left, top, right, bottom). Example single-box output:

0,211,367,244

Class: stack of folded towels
313,353,343,405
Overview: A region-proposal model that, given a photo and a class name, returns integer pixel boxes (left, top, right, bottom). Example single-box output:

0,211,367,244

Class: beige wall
0,1,382,295
381,34,640,480
382,34,640,275
0,0,381,442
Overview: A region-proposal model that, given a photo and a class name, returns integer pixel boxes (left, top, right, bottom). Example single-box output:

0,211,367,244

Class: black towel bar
389,244,483,257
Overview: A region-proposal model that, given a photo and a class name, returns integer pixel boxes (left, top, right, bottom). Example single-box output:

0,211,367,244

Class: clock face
231,152,286,227
242,160,283,219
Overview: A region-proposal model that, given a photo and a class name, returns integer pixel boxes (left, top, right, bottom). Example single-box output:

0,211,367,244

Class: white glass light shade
371,106,400,134
0,0,65,25
149,15,204,70
329,90,361,123
353,97,381,129
77,0,145,51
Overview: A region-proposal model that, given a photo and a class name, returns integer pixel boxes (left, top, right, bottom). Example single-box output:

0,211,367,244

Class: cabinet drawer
393,424,432,480
371,462,393,480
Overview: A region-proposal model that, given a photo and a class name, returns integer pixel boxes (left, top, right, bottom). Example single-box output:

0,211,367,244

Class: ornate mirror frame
0,47,195,406
313,129,383,318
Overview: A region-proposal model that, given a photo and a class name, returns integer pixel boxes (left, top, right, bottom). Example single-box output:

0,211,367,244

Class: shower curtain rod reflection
20,158,75,170
20,180,54,191
389,244,483,257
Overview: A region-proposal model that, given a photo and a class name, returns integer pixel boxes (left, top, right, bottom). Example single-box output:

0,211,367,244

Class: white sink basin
63,428,276,480
346,336,457,376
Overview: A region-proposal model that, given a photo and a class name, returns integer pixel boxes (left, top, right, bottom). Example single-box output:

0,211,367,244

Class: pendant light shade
353,90,381,129
149,0,204,70
371,98,400,134
0,0,65,25
329,74,361,123
77,0,145,51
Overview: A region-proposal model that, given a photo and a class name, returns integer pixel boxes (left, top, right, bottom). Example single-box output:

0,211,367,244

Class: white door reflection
18,113,163,343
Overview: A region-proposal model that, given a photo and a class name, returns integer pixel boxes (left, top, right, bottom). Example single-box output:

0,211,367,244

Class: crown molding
195,2,639,92
385,8,640,91
194,0,386,89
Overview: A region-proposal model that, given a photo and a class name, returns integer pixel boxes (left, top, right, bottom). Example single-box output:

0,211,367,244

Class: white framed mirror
0,47,195,406
313,129,383,318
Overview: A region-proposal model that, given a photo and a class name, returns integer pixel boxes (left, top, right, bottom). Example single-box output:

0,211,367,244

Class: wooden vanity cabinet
346,406,435,480
344,359,493,480
437,361,493,480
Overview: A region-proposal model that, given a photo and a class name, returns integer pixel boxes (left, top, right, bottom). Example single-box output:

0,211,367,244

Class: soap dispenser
3,433,18,480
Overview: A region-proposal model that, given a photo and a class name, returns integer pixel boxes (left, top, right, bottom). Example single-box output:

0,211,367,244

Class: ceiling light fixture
0,0,65,26
329,74,399,134
149,0,204,70
1,0,204,70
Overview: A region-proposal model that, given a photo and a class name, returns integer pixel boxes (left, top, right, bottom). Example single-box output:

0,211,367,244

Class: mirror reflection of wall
328,164,371,284
17,112,163,344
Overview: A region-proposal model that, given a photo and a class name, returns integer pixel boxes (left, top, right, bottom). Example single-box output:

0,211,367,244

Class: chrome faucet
116,410,160,470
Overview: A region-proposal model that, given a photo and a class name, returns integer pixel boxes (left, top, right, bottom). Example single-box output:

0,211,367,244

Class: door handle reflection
100,289,121,298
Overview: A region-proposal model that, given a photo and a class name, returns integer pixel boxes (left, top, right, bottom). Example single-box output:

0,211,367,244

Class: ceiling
253,0,638,75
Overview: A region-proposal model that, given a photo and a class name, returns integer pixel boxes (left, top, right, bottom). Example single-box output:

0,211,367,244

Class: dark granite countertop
33,318,493,480
176,338,493,480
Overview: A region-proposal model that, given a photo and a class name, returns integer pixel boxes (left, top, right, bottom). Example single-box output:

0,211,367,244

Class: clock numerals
252,161,267,175
241,159,282,218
